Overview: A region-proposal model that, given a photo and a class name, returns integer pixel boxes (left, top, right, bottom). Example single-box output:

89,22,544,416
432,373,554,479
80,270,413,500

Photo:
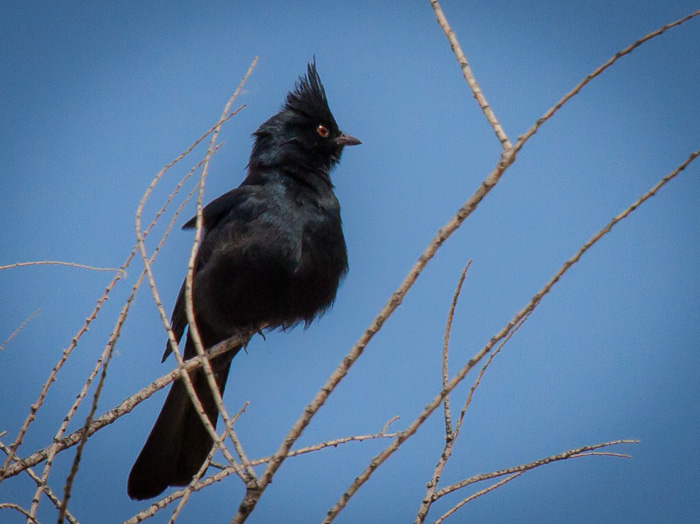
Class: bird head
250,61,361,179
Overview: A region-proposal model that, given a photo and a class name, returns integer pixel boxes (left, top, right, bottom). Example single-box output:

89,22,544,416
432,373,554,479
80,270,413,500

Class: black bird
127,62,360,500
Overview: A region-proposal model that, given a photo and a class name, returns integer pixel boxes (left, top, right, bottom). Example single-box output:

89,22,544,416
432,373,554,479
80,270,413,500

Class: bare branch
0,441,79,524
429,0,511,149
0,331,252,481
323,147,699,521
24,144,219,521
415,310,528,523
0,503,41,523
0,142,215,479
426,441,636,523
0,273,127,480
230,9,700,517
434,439,637,500
57,329,117,523
515,9,700,150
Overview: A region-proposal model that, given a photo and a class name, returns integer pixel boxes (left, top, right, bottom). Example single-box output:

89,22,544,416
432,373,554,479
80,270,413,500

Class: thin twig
433,440,637,499
435,472,523,524
57,328,118,523
0,260,125,274
431,441,635,523
573,451,633,459
414,264,472,522
0,503,41,523
457,313,530,435
0,309,39,352
441,263,471,438
169,402,249,522
429,0,511,149
514,9,700,151
168,444,219,523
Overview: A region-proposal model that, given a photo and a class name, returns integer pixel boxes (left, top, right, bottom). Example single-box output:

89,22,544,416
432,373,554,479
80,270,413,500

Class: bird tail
127,340,235,500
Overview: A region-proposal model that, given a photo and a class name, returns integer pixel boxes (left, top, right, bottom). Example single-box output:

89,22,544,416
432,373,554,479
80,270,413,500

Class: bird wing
161,183,302,362
162,187,257,362
181,188,252,231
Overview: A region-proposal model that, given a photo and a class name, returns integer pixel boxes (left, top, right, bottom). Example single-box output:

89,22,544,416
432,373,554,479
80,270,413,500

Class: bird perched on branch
127,61,361,500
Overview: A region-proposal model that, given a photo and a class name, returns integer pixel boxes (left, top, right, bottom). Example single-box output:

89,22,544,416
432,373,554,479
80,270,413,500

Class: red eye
316,124,330,138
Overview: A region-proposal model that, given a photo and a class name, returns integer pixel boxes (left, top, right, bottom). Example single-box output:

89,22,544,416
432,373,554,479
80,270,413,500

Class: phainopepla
127,61,360,500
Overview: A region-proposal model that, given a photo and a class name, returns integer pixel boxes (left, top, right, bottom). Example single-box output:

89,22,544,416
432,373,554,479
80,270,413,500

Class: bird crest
284,60,336,126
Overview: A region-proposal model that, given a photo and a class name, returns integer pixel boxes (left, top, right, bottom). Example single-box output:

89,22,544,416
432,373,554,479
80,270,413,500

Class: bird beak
335,133,362,146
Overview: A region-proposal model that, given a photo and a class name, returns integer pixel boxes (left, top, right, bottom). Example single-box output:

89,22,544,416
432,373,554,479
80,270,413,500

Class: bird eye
316,124,330,138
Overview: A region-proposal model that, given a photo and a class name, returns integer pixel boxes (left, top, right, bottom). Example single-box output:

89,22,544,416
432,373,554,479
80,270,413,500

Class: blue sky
1,1,699,523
